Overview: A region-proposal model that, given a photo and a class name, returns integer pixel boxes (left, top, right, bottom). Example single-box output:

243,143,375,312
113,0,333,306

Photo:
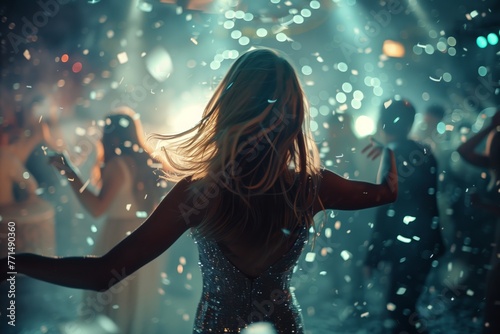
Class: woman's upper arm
92,158,127,215
101,178,192,275
315,169,396,212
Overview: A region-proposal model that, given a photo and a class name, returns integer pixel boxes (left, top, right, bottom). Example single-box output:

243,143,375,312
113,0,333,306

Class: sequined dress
193,224,308,333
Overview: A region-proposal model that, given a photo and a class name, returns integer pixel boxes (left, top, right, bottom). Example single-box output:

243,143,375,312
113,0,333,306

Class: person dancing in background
457,110,500,334
364,99,445,334
49,107,166,333
2,48,398,333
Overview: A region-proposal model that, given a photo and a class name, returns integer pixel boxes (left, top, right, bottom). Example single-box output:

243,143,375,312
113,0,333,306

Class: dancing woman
2,48,398,333
458,110,500,334
50,108,165,333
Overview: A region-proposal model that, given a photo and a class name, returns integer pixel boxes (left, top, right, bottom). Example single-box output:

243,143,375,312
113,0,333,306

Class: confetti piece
117,52,128,64
340,250,352,261
305,252,316,262
79,179,90,193
397,235,412,243
136,211,148,218
403,216,416,224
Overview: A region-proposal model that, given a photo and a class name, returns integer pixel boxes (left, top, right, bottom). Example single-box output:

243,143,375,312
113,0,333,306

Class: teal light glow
487,33,499,45
476,36,488,48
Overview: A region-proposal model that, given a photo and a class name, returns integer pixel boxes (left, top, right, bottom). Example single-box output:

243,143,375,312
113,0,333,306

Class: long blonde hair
151,48,321,245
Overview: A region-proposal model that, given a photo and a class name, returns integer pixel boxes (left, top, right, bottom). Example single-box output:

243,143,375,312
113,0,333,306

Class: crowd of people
0,47,499,334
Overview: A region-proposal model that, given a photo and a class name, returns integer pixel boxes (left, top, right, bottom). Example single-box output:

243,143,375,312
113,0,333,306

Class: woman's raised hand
361,137,385,160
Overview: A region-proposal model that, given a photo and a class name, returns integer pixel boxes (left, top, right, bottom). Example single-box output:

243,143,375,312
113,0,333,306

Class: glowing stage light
354,115,376,138
145,47,173,82
167,99,206,134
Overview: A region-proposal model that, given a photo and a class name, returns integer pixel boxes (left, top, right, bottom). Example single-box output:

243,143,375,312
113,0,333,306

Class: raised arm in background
457,111,500,168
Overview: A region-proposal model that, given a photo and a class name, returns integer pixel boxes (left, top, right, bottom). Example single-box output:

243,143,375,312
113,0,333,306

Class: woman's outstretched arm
2,179,193,290
315,147,398,212
457,111,500,168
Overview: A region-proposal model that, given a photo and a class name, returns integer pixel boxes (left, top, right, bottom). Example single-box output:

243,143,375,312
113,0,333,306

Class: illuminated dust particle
23,49,31,60
72,62,83,73
136,211,147,218
320,247,328,256
403,216,416,224
79,179,90,193
340,250,352,261
86,237,94,246
117,52,128,64
397,235,412,243
305,252,316,262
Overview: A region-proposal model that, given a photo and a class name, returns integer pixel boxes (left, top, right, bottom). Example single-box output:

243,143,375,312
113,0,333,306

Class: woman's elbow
381,180,398,204
380,185,398,205
388,189,398,203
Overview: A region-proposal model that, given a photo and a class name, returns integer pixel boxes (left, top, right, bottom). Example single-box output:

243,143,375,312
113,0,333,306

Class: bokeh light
487,32,499,45
476,36,488,48
354,115,376,138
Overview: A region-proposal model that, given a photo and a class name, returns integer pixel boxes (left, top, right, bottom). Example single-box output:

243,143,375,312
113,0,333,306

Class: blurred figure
50,107,166,334
0,125,56,256
15,94,78,255
412,104,446,152
364,99,445,334
457,110,500,334
0,126,40,205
